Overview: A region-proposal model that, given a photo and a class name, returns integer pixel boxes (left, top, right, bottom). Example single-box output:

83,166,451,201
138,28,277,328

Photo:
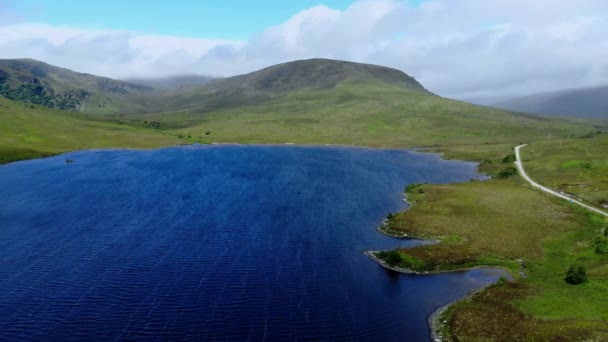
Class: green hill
126,59,599,153
0,59,154,114
123,75,215,90
0,58,604,166
0,97,180,164
203,58,428,93
135,58,430,114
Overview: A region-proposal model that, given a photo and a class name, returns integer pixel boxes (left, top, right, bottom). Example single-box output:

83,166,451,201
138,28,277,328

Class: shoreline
364,250,511,341
0,142,446,166
427,281,497,342
363,250,513,277
4,142,497,341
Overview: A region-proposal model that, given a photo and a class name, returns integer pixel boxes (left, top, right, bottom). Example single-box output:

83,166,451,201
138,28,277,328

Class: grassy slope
139,82,595,148
0,59,156,115
523,133,608,207
0,97,181,164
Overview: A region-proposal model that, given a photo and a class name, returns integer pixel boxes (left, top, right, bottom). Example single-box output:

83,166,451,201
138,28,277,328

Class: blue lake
0,146,505,341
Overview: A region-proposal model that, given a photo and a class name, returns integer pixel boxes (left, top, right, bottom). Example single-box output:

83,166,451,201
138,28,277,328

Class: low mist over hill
490,86,608,119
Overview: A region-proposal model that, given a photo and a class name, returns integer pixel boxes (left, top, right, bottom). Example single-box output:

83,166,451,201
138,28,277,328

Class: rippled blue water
0,146,505,341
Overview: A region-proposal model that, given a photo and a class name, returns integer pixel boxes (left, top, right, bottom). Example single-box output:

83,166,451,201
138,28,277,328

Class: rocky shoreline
426,281,497,342
364,250,512,276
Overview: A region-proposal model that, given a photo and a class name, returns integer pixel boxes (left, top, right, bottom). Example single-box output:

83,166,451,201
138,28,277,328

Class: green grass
443,207,608,340
381,170,608,339
522,133,608,207
0,97,182,164
130,82,598,150
386,180,578,264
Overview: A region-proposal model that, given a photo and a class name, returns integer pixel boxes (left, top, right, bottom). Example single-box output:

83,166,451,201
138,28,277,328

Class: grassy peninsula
375,138,608,340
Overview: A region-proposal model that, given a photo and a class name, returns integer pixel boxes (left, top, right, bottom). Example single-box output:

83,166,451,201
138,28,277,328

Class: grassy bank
376,151,608,339
0,97,182,164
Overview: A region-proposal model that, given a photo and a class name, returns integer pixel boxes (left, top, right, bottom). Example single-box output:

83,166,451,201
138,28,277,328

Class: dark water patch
0,146,501,341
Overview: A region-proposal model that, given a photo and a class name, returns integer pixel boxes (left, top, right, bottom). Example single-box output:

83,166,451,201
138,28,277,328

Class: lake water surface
0,146,505,341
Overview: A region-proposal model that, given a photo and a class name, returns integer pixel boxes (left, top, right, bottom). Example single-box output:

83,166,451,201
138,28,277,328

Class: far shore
1,142,467,167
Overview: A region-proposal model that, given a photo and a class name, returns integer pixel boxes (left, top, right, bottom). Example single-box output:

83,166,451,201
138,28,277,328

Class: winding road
514,144,608,217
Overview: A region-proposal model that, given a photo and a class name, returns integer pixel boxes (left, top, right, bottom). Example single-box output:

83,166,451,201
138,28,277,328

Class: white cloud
0,0,607,99
0,23,242,78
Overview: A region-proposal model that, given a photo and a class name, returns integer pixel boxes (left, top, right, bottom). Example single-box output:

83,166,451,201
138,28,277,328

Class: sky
0,0,606,100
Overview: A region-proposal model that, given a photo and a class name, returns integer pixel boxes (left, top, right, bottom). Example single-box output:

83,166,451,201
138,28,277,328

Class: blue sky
10,0,425,39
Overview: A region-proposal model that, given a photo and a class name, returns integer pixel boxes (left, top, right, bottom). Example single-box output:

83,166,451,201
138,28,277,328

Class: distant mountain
0,59,153,114
0,58,601,165
149,58,431,113
130,58,598,150
0,58,429,115
491,86,608,119
203,58,428,94
123,75,215,90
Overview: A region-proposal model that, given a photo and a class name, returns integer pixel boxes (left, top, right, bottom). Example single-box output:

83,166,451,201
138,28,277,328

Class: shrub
398,254,428,270
405,183,425,193
565,264,587,285
502,154,516,163
592,236,608,254
377,250,402,267
205,130,211,135
497,167,517,179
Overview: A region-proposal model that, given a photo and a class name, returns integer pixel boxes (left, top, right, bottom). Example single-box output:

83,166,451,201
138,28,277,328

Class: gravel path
515,144,607,217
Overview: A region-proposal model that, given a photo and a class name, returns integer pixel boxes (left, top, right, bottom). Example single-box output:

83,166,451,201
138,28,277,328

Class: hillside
124,59,599,152
202,58,428,93
123,75,214,90
0,59,154,114
0,58,604,165
0,97,181,164
492,86,608,119
136,58,431,114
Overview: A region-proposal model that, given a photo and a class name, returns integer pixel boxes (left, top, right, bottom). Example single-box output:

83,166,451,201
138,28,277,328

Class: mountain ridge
202,58,429,94
0,58,430,115
491,85,608,119
0,58,153,113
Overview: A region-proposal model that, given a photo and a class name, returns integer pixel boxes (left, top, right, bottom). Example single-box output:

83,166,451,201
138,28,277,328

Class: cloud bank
0,0,607,99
